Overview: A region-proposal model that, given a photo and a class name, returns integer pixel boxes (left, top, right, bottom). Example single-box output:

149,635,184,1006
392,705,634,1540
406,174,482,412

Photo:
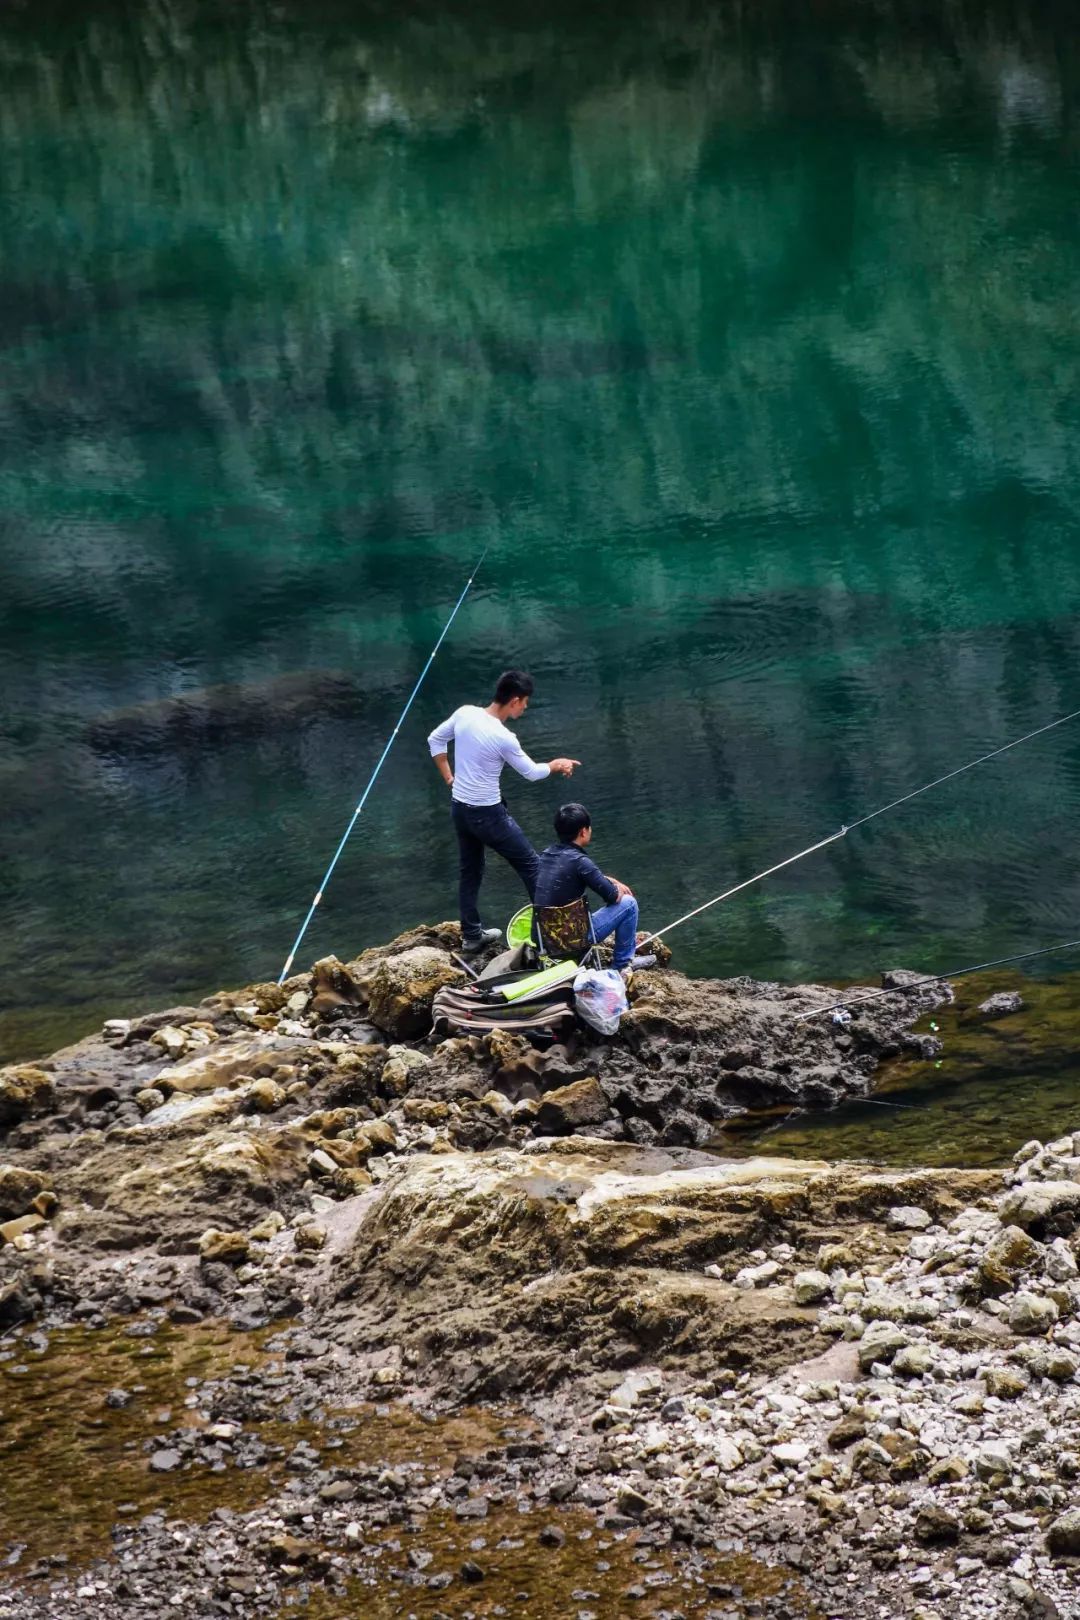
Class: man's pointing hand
549,758,582,777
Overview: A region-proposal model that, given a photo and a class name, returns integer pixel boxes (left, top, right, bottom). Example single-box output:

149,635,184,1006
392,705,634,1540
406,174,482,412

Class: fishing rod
650,703,1080,943
276,548,488,985
791,934,1080,1023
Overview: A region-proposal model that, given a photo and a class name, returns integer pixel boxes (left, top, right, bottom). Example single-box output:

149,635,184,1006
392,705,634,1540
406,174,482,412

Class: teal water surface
2,0,1080,1137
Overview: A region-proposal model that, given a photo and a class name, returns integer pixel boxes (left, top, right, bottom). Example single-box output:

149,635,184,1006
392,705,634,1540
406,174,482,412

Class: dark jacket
534,842,618,910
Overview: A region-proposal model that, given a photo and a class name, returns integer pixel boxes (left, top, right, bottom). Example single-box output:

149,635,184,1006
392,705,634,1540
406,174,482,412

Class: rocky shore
1,928,1077,1618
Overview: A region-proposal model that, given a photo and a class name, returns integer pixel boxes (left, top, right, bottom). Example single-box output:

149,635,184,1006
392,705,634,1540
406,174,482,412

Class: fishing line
651,703,1080,942
276,548,488,985
791,934,1080,1023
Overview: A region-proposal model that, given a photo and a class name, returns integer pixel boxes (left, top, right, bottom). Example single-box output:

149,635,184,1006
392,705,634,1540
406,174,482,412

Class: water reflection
1,0,1079,1085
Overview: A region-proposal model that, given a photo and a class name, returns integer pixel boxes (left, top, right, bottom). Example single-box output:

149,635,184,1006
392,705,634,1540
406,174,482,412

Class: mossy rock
366,948,465,1039
0,1165,51,1220
0,1066,55,1127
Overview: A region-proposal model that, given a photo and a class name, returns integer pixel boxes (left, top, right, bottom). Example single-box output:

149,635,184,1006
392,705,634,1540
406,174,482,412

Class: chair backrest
535,897,594,962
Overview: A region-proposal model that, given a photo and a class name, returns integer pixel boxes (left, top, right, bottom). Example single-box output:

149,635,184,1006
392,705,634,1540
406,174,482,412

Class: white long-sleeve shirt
427,705,550,806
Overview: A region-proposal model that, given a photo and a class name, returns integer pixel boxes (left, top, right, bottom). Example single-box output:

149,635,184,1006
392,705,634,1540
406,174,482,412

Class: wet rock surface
1,927,1079,1618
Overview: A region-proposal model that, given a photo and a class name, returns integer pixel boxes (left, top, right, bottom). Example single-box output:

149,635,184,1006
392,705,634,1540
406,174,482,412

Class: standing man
428,670,580,953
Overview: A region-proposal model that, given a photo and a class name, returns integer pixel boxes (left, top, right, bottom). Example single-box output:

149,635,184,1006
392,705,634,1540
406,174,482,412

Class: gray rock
734,1260,781,1290
1046,1507,1080,1556
974,1441,1014,1480
857,1322,910,1370
149,1449,183,1473
771,1442,809,1467
915,1503,961,1544
893,1343,935,1378
1046,1238,1079,1283
886,1206,932,1231
1008,1579,1062,1619
1046,1349,1079,1383
1008,1292,1060,1335
983,1365,1030,1399
714,1438,744,1472
616,1485,650,1518
977,1225,1041,1295
792,1269,831,1305
977,991,1025,1018
999,1182,1080,1234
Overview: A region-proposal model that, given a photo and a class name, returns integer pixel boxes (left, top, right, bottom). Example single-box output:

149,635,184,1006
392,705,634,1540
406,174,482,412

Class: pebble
793,1269,831,1305
733,1260,781,1289
149,1449,182,1473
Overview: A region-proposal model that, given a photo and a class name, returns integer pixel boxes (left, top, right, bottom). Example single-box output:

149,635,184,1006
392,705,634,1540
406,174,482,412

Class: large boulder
308,956,364,1016
999,1181,1080,1235
160,1036,314,1095
536,1078,610,1135
0,1066,55,1127
974,1225,1041,1296
366,947,464,1039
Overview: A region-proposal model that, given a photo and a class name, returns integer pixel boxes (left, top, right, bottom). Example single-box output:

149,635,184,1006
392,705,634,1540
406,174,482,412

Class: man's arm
575,851,619,907
499,731,581,783
427,711,458,788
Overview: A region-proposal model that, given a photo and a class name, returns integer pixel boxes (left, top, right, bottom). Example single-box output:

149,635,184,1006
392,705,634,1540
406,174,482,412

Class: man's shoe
461,927,502,955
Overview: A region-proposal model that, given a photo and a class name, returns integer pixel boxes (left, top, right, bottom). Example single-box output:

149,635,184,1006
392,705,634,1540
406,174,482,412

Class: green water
3,0,1080,1129
722,970,1080,1167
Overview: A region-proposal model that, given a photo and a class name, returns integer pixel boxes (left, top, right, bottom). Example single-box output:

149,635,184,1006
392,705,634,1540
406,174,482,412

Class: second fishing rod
647,703,1080,945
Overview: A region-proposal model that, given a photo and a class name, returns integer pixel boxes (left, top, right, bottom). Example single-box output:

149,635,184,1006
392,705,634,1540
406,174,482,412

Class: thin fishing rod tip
272,545,486,976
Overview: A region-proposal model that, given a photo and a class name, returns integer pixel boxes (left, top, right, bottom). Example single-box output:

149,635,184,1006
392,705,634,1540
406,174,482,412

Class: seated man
534,802,639,978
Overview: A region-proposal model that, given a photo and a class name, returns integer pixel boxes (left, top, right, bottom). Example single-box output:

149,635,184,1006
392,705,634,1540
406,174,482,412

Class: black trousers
451,800,539,940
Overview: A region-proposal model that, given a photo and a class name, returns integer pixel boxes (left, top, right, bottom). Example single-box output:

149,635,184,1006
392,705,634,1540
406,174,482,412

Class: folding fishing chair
506,901,602,971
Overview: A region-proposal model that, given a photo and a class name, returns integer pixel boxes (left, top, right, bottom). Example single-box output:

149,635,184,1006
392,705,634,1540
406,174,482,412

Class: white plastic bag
573,966,629,1036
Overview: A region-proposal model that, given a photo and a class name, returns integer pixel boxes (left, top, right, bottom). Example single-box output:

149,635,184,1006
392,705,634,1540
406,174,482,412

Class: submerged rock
977,991,1025,1018
84,670,367,754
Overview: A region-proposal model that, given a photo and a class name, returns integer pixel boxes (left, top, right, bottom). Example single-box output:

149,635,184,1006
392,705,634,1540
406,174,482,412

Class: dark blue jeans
451,800,539,941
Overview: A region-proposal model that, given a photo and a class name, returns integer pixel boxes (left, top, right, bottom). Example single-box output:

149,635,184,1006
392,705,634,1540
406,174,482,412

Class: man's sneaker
461,927,502,955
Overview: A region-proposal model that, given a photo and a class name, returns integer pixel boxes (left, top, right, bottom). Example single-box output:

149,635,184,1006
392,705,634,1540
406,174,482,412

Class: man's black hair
493,669,534,705
555,802,591,843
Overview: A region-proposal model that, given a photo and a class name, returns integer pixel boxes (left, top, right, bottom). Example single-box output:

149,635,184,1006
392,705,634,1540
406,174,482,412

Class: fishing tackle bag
431,977,576,1040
